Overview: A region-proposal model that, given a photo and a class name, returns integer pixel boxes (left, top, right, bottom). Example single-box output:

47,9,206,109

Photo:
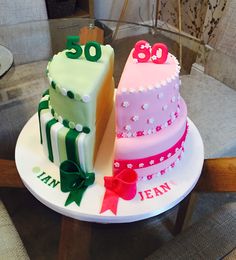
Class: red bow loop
100,169,138,215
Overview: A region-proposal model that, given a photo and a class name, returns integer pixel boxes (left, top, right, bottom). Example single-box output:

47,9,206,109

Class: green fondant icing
67,90,74,99
84,41,102,62
66,36,83,59
38,99,49,144
42,89,49,97
41,175,52,184
65,130,80,162
37,172,46,179
48,45,114,127
82,126,90,134
63,119,69,128
51,108,55,116
46,118,57,162
57,127,69,163
51,81,56,89
48,179,60,188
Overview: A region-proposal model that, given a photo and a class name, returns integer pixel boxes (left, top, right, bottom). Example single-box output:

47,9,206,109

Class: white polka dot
75,124,83,131
139,163,144,168
148,118,155,124
158,92,164,99
132,115,139,121
139,86,145,92
127,164,133,168
167,153,172,158
162,104,168,111
61,88,67,96
171,96,176,102
142,104,149,110
127,132,132,137
122,101,129,108
149,160,154,165
147,129,152,135
114,162,120,168
160,157,164,162
161,80,167,86
125,125,131,131
82,95,91,103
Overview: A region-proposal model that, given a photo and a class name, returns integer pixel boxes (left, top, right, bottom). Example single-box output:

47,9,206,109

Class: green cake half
38,44,114,172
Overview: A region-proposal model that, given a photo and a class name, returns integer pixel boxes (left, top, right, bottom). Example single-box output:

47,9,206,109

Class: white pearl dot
122,101,129,108
75,124,83,131
162,105,168,111
142,103,149,110
132,115,139,121
148,118,155,124
125,125,131,131
82,95,91,103
158,92,164,99
61,88,67,96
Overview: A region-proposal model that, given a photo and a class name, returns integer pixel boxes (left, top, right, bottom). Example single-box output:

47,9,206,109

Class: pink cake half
113,48,187,181
116,51,181,138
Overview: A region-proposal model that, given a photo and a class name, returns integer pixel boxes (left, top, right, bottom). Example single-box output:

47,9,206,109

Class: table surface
0,18,235,259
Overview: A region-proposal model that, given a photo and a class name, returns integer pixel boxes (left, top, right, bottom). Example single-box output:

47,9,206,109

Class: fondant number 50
132,40,168,64
66,36,101,62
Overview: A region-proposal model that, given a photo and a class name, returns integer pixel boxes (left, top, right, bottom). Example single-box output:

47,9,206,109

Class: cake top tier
117,50,179,94
47,44,114,101
115,48,181,138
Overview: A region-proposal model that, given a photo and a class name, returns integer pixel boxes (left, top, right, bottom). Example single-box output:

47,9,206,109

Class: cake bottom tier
113,99,188,181
38,95,95,172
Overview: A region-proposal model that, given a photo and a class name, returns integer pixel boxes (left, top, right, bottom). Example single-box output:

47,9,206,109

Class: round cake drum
15,112,204,223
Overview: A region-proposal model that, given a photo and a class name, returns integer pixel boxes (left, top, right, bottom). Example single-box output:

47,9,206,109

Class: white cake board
0,45,13,77
15,113,204,223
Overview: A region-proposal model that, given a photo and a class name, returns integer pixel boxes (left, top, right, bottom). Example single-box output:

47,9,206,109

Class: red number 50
132,40,168,64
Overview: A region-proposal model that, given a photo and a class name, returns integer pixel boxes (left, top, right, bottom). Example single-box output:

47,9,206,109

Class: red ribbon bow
100,169,138,215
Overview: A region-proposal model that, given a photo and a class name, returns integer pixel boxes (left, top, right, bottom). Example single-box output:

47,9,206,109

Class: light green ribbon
60,160,95,206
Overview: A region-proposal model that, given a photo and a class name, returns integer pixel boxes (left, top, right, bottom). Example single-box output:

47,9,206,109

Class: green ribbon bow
60,160,95,207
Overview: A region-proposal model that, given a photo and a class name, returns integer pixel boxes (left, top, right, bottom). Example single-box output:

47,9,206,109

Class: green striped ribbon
65,130,80,163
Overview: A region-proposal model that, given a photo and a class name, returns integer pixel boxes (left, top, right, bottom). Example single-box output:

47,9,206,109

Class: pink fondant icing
113,47,187,181
116,51,180,137
113,99,187,179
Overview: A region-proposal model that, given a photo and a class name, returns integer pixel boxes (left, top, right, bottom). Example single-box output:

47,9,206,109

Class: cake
113,40,188,181
38,38,114,173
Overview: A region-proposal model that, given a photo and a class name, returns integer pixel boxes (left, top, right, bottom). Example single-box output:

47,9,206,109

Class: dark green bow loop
60,160,95,207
